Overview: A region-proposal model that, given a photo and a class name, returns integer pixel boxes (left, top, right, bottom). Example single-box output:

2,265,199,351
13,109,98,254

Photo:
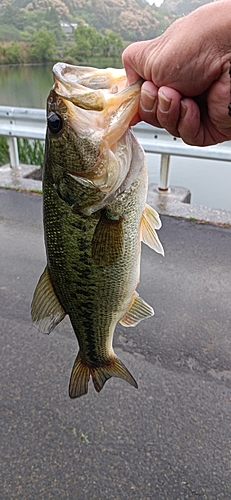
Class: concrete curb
1,164,231,226
0,164,42,193
147,184,231,226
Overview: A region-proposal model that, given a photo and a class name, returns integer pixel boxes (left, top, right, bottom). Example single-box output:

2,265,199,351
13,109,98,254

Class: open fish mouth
51,62,143,152
52,62,137,111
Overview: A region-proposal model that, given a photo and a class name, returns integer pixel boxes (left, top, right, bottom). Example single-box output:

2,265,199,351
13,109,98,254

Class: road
1,188,231,500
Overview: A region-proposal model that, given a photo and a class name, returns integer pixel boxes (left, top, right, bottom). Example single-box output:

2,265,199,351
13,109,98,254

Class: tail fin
69,353,138,399
91,357,138,394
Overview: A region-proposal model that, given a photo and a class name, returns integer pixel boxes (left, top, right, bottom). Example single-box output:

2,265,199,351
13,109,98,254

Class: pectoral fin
31,266,66,334
119,291,154,327
92,211,123,266
141,204,164,255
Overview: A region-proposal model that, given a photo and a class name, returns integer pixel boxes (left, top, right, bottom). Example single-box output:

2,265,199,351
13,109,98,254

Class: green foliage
0,1,174,65
0,5,27,31
73,25,102,60
0,136,9,166
102,30,123,58
65,24,123,64
0,136,44,169
0,24,21,42
0,42,25,64
17,139,45,168
0,6,63,45
30,28,56,63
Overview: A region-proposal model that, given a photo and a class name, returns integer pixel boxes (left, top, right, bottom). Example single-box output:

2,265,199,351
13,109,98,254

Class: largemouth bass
31,63,164,398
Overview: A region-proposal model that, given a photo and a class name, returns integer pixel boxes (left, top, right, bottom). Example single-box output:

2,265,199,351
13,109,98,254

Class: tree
102,30,123,58
30,28,55,63
1,5,27,31
44,7,64,44
74,25,103,60
4,42,23,64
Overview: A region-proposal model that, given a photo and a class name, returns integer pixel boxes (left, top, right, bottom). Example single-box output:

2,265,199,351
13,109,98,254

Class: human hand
122,1,231,146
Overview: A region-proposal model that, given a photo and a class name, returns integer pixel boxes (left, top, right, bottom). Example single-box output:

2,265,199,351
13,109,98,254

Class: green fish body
31,63,163,398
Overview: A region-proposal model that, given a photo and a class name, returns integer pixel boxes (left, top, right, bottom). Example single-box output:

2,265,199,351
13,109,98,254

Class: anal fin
119,291,154,327
31,265,66,334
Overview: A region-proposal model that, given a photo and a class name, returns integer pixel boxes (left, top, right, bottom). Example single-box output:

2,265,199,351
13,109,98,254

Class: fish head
45,63,143,213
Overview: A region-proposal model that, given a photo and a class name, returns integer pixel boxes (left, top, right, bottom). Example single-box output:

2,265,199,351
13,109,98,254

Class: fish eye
47,112,63,134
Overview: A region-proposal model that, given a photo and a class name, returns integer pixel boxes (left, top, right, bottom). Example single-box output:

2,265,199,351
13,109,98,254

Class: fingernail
158,91,171,112
140,89,156,112
180,101,187,119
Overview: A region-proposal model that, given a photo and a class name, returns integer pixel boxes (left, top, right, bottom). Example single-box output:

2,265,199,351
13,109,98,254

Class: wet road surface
1,188,231,499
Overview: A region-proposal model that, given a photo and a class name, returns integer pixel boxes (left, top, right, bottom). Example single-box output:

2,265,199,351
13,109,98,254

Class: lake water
0,64,231,211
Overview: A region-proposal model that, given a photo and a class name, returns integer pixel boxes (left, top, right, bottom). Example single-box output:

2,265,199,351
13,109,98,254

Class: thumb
122,41,150,85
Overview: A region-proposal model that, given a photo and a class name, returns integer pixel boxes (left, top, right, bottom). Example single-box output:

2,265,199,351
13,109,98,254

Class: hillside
0,0,214,42
162,0,213,15
0,0,175,41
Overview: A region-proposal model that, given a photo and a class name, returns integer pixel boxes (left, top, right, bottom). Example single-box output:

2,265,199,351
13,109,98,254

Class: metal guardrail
0,106,231,190
0,106,46,169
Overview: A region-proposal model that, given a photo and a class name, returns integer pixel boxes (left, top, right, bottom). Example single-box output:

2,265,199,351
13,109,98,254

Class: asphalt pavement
1,188,231,500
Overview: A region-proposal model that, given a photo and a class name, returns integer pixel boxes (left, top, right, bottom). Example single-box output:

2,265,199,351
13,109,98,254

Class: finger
138,81,159,127
178,95,231,146
177,98,206,145
156,86,182,137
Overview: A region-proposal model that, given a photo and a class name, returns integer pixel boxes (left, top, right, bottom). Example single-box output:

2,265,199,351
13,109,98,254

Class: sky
146,0,164,5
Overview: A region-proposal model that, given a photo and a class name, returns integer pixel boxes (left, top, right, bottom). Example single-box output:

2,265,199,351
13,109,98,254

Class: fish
31,62,164,398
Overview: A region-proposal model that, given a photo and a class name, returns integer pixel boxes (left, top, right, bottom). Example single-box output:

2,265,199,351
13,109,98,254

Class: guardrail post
158,153,170,192
6,136,20,168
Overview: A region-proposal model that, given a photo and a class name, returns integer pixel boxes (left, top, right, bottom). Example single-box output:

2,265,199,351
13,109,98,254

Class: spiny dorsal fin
31,265,66,334
69,353,137,398
92,211,124,266
141,203,164,255
119,291,154,327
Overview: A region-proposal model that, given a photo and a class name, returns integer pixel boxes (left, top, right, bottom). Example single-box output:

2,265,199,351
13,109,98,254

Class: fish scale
31,63,164,398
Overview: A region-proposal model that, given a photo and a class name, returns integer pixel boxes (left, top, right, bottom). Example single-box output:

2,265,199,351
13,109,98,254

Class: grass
0,136,44,168
17,138,44,168
0,136,9,165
